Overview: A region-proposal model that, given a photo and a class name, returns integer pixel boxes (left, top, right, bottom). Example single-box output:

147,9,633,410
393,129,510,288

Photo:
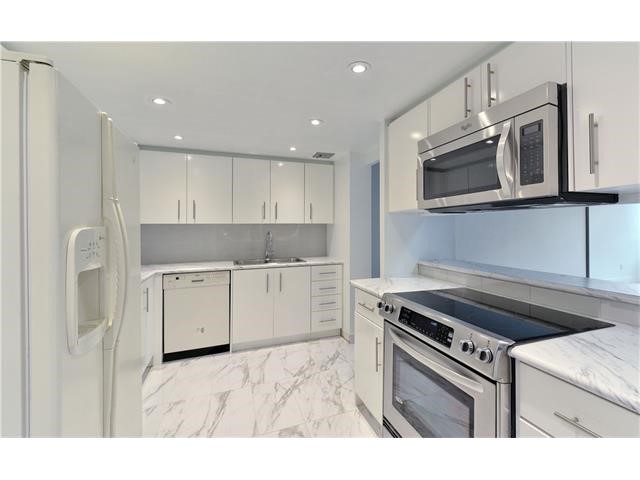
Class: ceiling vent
312,152,335,159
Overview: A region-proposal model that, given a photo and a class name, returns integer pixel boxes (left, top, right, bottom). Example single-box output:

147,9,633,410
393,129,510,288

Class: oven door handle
496,120,515,199
388,327,484,394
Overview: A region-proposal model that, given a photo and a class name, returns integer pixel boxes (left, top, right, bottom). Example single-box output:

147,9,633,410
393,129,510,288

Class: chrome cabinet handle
310,203,313,221
588,113,598,174
319,318,336,324
192,200,196,221
262,201,266,220
279,272,283,292
319,301,336,306
464,76,471,118
375,337,381,372
553,411,601,438
266,273,269,293
319,287,335,291
358,301,375,312
177,200,181,222
496,121,514,198
144,287,149,312
275,202,278,221
486,62,496,108
319,271,336,275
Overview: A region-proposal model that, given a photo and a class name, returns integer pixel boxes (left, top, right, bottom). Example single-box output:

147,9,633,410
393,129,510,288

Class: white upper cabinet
387,99,429,212
430,66,482,135
270,161,305,223
305,163,334,223
481,42,568,110
570,42,640,193
233,157,271,223
140,150,187,224
186,154,232,224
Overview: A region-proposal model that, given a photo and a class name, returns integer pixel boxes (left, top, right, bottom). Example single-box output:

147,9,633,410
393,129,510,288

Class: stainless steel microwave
417,82,617,212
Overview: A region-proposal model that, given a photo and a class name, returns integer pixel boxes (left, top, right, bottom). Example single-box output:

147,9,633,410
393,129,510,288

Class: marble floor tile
257,422,311,438
307,409,377,438
252,379,306,435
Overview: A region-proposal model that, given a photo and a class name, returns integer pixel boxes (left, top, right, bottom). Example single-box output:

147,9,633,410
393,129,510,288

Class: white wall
453,207,587,276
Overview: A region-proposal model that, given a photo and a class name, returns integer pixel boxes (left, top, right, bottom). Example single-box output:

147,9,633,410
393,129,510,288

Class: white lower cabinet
232,266,311,345
354,312,383,424
141,277,155,374
516,361,640,438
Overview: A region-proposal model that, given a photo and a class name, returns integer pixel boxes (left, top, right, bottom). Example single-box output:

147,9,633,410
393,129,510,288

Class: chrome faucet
265,230,274,260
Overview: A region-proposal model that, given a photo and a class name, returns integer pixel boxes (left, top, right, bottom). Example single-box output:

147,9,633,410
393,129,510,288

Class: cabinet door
139,151,186,223
187,154,232,223
387,99,428,212
270,161,305,223
571,42,640,192
233,157,271,223
482,42,568,110
354,312,383,423
430,66,482,135
304,163,334,223
273,267,310,338
232,269,274,344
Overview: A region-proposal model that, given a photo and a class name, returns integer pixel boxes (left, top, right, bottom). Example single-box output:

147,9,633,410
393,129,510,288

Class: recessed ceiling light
485,139,494,144
410,132,422,140
349,61,371,74
278,162,284,167
289,146,297,152
310,119,323,126
173,135,183,140
152,97,171,105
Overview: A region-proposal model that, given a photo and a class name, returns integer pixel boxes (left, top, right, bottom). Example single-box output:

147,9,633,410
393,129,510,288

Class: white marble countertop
420,259,640,305
510,322,640,415
141,256,343,282
350,276,459,298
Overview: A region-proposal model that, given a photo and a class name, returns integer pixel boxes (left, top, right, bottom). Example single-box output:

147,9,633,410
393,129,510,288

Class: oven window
392,346,474,437
423,134,501,200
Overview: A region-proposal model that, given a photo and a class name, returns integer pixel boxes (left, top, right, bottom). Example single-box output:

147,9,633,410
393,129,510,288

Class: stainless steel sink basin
233,257,306,266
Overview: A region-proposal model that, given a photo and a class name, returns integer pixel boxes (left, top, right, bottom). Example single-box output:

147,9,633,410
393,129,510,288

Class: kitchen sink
233,257,306,266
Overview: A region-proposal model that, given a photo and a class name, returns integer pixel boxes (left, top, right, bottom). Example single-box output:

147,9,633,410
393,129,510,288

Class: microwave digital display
519,120,544,186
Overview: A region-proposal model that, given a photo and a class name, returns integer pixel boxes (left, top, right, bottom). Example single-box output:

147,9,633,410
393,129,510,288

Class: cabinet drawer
311,264,342,281
355,288,383,328
311,310,342,332
311,279,340,297
311,294,342,312
517,417,550,438
518,362,640,438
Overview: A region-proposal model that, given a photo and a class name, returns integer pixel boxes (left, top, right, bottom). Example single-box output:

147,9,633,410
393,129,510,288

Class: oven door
417,119,516,210
383,322,497,438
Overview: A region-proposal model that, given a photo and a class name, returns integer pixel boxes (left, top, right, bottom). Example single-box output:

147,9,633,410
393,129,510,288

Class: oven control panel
519,120,544,185
398,307,454,348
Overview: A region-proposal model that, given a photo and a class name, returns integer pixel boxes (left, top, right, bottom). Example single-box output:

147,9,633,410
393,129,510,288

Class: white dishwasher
163,271,230,361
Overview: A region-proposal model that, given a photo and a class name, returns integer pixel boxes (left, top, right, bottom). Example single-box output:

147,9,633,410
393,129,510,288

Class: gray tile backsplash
141,224,327,264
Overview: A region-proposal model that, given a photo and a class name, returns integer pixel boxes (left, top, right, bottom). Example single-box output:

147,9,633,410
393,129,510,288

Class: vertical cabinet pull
310,203,313,221
144,288,149,312
588,113,598,174
375,337,381,372
486,62,496,108
262,201,266,220
177,200,181,222
275,202,278,221
266,273,269,293
464,76,471,118
279,272,283,292
192,200,196,222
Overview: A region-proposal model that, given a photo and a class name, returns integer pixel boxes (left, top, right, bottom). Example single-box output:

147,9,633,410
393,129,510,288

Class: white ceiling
6,42,505,159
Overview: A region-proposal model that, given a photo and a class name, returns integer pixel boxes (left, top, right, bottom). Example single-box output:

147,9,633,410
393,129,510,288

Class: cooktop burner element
393,288,612,343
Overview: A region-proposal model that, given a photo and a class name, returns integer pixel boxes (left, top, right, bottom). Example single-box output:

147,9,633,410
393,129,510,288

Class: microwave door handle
496,121,514,198
388,327,484,394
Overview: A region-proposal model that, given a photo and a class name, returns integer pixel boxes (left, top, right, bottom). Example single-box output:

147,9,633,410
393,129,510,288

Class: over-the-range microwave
417,82,618,213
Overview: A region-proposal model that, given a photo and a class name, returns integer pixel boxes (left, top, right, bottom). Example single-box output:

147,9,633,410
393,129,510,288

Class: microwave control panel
519,120,544,185
398,307,454,348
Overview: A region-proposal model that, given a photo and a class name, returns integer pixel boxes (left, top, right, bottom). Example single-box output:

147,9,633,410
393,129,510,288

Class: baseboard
356,395,382,437
231,329,341,352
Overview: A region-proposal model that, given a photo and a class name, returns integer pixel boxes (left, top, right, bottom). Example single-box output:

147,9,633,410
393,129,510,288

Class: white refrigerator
1,47,142,437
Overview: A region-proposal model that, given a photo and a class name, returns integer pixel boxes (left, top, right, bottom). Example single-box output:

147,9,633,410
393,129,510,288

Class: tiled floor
142,336,378,438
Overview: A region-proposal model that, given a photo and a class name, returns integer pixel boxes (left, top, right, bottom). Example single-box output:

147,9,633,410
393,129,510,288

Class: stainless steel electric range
378,287,612,438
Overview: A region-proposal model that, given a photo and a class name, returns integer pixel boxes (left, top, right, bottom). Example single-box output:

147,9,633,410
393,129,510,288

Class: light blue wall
589,204,640,283
371,163,380,277
453,207,587,276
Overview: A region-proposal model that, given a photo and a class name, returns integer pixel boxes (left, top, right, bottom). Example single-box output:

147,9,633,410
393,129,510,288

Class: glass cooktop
393,288,613,343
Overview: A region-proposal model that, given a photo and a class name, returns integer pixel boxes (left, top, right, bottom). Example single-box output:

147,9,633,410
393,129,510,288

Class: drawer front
311,279,340,297
312,294,342,312
518,362,640,438
355,288,383,328
517,418,550,438
311,264,342,281
311,310,342,332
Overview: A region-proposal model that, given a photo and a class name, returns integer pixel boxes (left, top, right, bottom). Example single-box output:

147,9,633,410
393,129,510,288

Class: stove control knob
377,301,385,310
476,348,494,364
384,303,395,314
458,339,475,355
